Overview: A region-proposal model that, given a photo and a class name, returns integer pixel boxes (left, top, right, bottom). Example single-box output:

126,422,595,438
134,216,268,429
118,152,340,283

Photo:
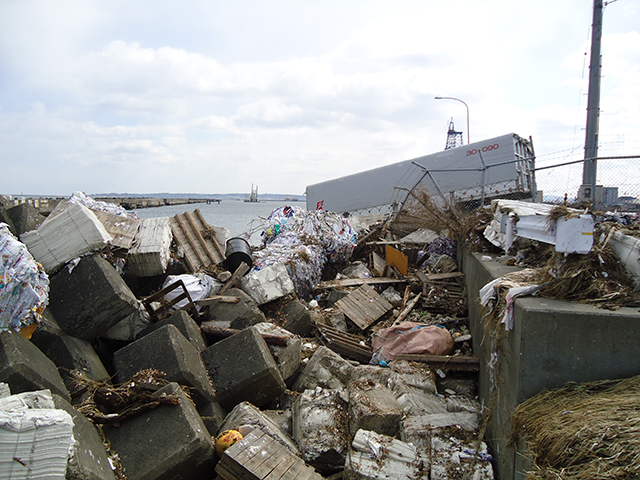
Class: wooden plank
240,436,279,473
316,277,412,289
185,210,219,264
395,354,479,371
195,295,241,306
262,454,297,480
335,283,392,330
385,245,408,277
175,214,209,268
195,208,225,259
219,262,250,295
423,272,465,281
371,251,386,277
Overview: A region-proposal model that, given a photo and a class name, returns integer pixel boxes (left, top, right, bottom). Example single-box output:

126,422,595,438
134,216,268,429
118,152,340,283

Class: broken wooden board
216,428,323,480
316,277,412,289
335,283,393,330
395,354,479,372
169,209,225,272
371,251,386,277
315,323,372,363
385,245,408,277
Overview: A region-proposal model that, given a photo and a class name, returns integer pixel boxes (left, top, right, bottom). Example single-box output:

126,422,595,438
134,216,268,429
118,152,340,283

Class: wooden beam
395,353,479,372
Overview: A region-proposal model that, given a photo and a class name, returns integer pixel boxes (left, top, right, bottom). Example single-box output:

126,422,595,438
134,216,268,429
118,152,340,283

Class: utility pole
582,0,603,203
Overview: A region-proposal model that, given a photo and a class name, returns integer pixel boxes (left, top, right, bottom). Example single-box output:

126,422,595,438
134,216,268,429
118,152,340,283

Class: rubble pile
0,193,488,480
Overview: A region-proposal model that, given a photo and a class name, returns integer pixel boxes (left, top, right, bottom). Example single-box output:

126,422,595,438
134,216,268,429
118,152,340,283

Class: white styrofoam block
21,202,112,272
240,263,295,305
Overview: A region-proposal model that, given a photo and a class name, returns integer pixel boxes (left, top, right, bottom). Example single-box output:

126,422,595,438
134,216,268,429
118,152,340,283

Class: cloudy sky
1,0,639,197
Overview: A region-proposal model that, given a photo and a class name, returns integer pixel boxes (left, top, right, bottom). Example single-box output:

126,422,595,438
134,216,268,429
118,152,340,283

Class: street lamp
435,96,470,145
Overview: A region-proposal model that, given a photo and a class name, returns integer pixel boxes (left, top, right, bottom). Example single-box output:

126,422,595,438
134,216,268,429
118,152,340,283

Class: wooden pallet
169,209,225,272
216,429,322,480
315,323,372,363
335,283,393,330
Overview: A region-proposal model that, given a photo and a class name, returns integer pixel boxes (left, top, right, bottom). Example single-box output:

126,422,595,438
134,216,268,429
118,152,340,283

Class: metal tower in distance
445,118,464,150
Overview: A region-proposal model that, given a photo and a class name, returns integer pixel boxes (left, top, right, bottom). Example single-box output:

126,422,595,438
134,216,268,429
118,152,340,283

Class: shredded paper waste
0,223,49,332
255,206,357,297
69,191,139,219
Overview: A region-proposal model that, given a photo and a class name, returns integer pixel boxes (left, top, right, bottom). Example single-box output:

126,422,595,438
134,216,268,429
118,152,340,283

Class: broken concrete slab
201,326,286,410
344,429,429,480
348,379,404,438
219,401,299,455
0,330,70,401
7,202,45,236
206,287,267,329
253,322,301,381
21,202,112,273
31,324,110,398
239,263,295,305
137,309,207,353
292,388,349,473
282,299,314,337
103,382,216,480
292,346,355,392
48,254,141,341
113,324,216,406
126,217,172,277
0,393,75,480
52,394,116,480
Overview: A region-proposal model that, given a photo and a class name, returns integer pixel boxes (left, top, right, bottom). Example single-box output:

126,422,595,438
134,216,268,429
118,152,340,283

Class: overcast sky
1,0,639,197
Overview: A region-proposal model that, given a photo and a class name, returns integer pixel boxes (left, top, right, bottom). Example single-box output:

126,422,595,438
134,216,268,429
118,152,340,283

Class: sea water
134,199,306,246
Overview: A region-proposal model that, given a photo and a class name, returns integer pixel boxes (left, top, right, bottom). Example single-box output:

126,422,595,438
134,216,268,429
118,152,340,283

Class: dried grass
511,375,640,480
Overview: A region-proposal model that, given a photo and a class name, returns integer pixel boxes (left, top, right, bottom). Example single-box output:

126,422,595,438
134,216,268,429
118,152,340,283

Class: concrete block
348,379,404,438
103,382,215,480
207,288,267,329
344,429,429,480
219,401,299,455
7,202,45,236
21,202,112,273
400,412,481,450
292,388,349,473
201,327,286,410
282,300,314,337
196,400,227,437
253,322,301,380
48,254,141,341
138,310,207,353
0,330,70,401
239,263,294,305
101,307,151,341
52,394,116,480
126,217,172,277
31,326,110,397
0,398,74,480
113,324,216,406
431,437,493,480
292,346,355,392
264,409,292,436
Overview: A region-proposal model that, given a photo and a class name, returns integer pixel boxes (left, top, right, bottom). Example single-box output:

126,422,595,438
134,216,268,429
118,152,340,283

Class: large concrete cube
103,382,216,480
137,310,207,353
201,327,286,410
49,254,141,341
0,330,70,401
113,324,216,406
348,379,404,438
206,288,266,329
292,388,349,473
253,322,301,381
292,346,355,392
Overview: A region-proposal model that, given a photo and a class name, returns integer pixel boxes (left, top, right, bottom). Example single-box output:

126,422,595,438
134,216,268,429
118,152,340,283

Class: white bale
126,217,173,277
240,263,294,305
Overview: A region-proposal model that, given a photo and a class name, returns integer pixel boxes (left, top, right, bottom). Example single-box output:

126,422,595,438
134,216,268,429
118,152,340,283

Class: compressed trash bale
21,202,112,273
126,217,172,277
400,412,481,450
103,382,216,480
292,388,349,473
282,299,314,337
207,288,267,329
292,346,355,392
0,383,9,398
31,325,110,397
48,254,141,341
347,379,404,438
0,330,70,401
239,263,295,305
0,390,75,480
219,401,299,455
0,223,49,333
52,394,116,480
137,309,207,353
390,359,438,394
201,326,286,410
113,324,216,406
431,436,494,480
253,322,302,381
344,429,429,480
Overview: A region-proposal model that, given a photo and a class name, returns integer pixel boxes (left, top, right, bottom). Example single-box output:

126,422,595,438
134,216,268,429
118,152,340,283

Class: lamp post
435,96,470,145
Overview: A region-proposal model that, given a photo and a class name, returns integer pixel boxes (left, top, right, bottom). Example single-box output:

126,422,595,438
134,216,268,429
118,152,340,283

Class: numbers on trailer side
466,143,500,156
